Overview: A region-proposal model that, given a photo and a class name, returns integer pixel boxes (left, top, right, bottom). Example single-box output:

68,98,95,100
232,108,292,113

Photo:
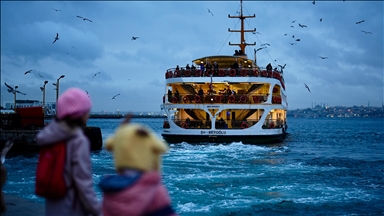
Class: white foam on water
176,202,211,213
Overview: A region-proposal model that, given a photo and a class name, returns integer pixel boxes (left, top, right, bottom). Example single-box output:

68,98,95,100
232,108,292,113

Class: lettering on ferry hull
201,130,227,135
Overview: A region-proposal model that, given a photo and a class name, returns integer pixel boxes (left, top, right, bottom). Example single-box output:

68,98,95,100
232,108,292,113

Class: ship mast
228,0,256,55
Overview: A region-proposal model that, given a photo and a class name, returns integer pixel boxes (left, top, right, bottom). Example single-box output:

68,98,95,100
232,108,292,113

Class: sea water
3,118,384,215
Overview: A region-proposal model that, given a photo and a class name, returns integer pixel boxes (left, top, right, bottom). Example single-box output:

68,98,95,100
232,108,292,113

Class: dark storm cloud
1,1,383,111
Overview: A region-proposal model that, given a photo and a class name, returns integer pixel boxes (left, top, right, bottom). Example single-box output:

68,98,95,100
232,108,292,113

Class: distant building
5,100,57,115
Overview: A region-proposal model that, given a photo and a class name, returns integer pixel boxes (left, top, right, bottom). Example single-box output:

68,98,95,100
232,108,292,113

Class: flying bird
284,33,287,36
291,20,296,23
292,35,295,38
290,25,294,28
320,18,323,22
24,70,32,75
132,36,139,40
355,20,365,24
38,73,44,78
4,82,26,95
260,43,270,47
111,93,120,99
298,23,307,28
290,43,296,45
92,72,101,79
304,83,311,93
295,39,301,41
312,0,315,5
319,56,328,59
51,8,61,12
255,47,263,52
207,8,214,16
76,15,92,22
278,64,286,69
361,30,372,34
53,33,59,44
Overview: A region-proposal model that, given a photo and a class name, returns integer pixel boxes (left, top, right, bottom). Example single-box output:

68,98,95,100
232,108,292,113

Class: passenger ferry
161,1,288,144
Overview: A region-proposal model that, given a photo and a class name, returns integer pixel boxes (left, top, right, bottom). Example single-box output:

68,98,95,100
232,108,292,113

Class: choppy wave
3,118,384,215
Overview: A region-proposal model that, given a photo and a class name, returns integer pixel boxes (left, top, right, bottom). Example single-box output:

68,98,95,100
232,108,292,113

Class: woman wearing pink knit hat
36,87,101,216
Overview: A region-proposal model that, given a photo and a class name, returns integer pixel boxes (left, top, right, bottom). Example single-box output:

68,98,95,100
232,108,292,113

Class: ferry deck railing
163,93,282,105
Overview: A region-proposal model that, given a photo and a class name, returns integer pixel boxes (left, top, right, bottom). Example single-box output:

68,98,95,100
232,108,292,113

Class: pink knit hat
57,88,92,119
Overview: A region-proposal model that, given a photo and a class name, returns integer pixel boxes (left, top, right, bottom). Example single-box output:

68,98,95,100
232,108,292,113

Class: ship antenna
228,0,256,55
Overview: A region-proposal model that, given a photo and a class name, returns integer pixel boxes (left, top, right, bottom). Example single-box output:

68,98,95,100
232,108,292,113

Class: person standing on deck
199,61,205,77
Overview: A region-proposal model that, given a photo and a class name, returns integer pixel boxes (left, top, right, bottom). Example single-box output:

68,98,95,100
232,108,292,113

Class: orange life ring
218,69,225,76
183,95,189,103
214,95,222,102
182,122,189,129
206,69,213,77
184,70,191,77
228,95,235,103
229,69,236,77
194,95,201,103
174,70,180,77
194,70,201,77
241,122,248,129
172,96,178,103
253,69,260,77
253,96,259,103
261,70,267,77
240,95,247,103
240,69,247,77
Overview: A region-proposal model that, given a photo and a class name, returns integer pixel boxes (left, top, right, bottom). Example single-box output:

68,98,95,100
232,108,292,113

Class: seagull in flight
295,39,301,41
38,73,44,78
319,56,328,59
111,93,120,99
312,0,315,5
76,15,92,22
51,8,61,12
92,72,101,79
298,23,307,28
207,8,214,16
355,20,365,24
24,70,32,75
304,83,311,93
291,20,296,23
132,36,139,40
4,82,26,95
53,33,59,44
290,43,296,45
320,18,323,22
361,30,372,34
255,48,264,53
278,64,286,69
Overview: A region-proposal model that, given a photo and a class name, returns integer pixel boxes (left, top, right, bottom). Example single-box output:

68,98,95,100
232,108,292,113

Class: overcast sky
1,1,383,113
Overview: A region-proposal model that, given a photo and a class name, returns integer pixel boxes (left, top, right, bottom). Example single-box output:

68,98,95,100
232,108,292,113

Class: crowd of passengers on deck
166,61,283,79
